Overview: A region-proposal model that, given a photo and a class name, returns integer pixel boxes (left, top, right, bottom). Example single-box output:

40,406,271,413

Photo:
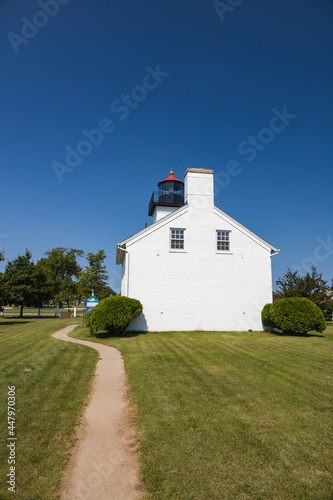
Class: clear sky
1,0,332,293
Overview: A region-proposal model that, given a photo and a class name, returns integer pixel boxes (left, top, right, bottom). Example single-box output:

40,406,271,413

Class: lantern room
148,171,185,217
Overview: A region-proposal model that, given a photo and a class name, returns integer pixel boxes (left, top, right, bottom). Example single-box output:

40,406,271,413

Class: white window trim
169,228,186,252
216,230,231,253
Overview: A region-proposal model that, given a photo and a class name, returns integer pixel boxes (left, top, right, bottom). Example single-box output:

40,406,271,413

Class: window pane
170,229,184,249
217,231,230,251
171,239,184,249
217,241,230,251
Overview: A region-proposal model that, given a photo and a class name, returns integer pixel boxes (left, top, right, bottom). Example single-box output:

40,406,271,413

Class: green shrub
261,303,274,329
262,297,326,334
85,310,92,327
84,296,142,335
84,310,94,335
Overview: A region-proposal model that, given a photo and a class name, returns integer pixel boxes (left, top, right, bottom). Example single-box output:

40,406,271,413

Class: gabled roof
116,204,188,264
213,206,279,254
116,204,279,265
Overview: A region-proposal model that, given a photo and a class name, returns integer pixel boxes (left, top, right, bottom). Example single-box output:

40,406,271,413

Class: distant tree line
0,248,116,317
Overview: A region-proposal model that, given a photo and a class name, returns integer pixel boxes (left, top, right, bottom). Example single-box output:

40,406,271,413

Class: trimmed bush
84,310,93,331
262,297,326,334
84,295,142,335
261,303,275,329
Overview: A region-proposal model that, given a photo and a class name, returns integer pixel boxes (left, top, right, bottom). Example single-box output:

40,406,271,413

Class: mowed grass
71,325,333,499
0,318,98,500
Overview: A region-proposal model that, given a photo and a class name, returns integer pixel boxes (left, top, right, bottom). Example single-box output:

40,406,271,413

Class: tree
4,250,52,317
38,247,84,307
78,250,116,301
0,251,7,310
274,266,333,313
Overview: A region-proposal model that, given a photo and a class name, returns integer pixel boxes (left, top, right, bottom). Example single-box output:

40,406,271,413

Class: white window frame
170,228,185,251
216,230,231,252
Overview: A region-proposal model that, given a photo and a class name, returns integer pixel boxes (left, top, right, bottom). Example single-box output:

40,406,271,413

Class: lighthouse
148,170,185,222
116,168,279,332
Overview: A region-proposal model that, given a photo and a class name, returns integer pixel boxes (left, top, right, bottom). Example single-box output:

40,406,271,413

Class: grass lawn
0,317,98,500
71,324,333,499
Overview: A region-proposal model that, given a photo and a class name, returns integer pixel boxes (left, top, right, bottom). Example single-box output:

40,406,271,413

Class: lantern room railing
148,191,185,216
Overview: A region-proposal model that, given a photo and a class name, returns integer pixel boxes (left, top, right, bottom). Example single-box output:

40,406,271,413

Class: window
217,230,230,251
170,228,185,249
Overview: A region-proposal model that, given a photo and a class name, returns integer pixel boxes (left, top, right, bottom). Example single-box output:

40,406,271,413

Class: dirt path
52,325,144,500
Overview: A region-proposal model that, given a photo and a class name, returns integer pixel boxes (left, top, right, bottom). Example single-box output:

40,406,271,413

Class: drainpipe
117,245,130,297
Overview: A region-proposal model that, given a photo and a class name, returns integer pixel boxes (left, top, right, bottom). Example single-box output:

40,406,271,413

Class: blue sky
1,0,332,293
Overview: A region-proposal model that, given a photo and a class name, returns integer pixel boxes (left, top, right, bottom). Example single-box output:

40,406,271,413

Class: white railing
1,307,86,317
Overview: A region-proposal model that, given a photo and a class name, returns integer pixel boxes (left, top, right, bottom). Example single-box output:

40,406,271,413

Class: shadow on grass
1,315,57,320
0,320,30,326
92,330,148,339
267,329,325,338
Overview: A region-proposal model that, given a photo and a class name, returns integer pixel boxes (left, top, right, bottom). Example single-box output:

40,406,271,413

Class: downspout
270,249,280,303
117,245,130,297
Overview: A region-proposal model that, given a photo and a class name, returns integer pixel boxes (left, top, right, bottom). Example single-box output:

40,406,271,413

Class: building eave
116,202,279,265
116,243,126,265
115,204,189,264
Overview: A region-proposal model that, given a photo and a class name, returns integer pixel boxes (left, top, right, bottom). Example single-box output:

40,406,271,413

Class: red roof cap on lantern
159,170,182,184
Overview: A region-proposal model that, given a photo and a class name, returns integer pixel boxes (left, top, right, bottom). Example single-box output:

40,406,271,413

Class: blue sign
86,295,99,313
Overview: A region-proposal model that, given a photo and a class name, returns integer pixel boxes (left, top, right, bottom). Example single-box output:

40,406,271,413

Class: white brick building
116,168,279,331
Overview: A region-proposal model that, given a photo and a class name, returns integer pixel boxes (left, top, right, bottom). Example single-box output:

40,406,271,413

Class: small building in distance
116,168,279,331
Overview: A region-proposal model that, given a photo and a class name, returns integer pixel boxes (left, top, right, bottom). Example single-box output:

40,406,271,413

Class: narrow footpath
52,325,144,500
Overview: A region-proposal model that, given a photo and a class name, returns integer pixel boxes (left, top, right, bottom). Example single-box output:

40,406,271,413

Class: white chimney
184,168,214,211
